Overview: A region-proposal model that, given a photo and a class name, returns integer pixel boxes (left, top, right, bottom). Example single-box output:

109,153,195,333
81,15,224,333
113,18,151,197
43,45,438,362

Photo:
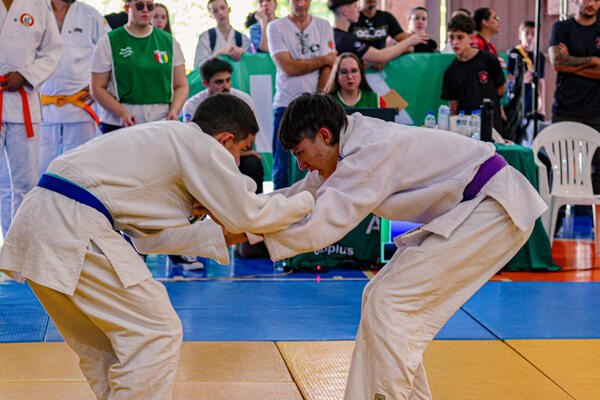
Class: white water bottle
469,110,481,140
437,105,450,130
424,111,436,128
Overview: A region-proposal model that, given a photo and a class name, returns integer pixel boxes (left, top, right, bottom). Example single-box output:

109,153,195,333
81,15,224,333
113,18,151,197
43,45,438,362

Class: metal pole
560,0,569,20
532,0,543,138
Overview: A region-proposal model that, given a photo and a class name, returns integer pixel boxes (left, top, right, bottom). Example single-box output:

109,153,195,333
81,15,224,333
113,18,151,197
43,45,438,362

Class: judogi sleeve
132,219,230,264
178,137,315,235
193,31,211,70
18,4,63,90
261,149,393,261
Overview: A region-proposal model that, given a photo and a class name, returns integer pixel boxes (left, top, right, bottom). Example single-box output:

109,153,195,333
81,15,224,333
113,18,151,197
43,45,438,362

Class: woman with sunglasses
324,52,386,108
90,0,188,133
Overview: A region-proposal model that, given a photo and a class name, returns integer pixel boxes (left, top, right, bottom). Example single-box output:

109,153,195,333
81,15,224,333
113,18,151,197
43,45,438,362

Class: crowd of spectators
5,0,600,260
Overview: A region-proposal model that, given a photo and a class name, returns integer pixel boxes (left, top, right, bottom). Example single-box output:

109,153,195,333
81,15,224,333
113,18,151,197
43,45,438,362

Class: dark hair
200,58,233,82
409,6,428,17
193,94,258,141
324,52,373,95
279,93,347,150
455,8,471,16
153,3,171,33
473,7,492,31
207,0,227,9
519,20,535,32
245,11,257,28
448,14,475,35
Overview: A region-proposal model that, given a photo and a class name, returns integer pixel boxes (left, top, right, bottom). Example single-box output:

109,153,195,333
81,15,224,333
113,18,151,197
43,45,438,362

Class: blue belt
37,173,114,227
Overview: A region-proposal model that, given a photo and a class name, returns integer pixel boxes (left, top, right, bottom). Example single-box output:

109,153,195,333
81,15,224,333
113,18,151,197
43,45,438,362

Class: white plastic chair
531,122,600,255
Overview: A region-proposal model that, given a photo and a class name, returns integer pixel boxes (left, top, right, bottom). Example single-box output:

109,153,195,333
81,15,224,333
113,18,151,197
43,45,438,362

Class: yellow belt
41,90,100,126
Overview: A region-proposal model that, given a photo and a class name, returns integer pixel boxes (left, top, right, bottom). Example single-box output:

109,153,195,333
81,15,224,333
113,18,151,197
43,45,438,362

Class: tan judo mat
276,340,576,400
507,339,600,400
3,340,597,399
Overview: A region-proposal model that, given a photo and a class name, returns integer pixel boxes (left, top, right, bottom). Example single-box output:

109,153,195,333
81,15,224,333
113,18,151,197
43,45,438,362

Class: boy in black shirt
441,14,505,132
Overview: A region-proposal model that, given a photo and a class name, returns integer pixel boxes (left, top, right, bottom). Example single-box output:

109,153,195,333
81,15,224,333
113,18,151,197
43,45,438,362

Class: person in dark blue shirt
549,0,600,191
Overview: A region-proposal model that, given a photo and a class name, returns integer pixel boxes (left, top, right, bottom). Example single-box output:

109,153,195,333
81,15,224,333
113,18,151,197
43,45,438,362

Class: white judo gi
39,1,110,175
255,114,547,400
0,120,315,400
0,0,62,236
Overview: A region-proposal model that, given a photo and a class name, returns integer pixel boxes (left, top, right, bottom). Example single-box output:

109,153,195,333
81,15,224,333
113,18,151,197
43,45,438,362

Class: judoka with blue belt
0,94,315,400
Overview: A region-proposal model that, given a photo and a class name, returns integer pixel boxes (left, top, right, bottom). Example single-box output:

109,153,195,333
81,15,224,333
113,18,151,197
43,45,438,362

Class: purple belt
462,153,507,201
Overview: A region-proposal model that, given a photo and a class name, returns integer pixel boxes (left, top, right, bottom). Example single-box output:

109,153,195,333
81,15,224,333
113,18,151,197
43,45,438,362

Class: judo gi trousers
39,121,98,175
343,198,533,400
0,122,39,237
28,242,183,400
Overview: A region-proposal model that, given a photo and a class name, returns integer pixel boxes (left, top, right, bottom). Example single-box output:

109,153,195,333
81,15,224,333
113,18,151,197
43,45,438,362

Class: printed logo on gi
120,46,134,58
154,50,169,64
374,394,387,400
20,13,34,27
73,27,83,34
478,70,489,84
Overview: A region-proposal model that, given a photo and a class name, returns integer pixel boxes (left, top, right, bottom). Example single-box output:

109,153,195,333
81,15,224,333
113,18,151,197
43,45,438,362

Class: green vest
333,90,380,108
108,27,173,104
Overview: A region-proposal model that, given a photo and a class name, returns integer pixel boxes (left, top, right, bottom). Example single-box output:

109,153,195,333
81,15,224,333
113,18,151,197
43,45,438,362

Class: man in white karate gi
241,93,547,400
0,94,315,400
0,0,62,235
39,0,111,174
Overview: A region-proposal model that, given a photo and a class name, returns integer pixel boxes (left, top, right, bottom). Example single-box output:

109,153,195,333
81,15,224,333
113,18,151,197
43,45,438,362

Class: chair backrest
531,121,600,197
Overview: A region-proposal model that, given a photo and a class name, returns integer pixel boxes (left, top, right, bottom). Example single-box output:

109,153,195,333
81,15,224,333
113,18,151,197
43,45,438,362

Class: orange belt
41,90,100,126
0,75,35,137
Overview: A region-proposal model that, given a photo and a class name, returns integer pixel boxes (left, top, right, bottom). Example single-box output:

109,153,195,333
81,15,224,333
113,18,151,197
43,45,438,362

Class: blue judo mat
1,279,599,342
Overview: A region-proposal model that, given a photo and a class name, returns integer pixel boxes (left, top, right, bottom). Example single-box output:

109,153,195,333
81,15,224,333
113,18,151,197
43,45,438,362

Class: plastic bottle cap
428,111,434,115
458,110,465,115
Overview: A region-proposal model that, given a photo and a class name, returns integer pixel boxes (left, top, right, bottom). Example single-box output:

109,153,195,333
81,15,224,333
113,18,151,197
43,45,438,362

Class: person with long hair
152,3,171,33
325,52,385,108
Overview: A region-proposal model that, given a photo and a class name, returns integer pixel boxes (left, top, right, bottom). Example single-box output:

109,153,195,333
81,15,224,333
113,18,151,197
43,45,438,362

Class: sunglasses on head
132,1,155,11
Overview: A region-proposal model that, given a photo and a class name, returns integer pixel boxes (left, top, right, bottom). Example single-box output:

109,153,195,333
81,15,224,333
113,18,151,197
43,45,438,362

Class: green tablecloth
495,144,561,271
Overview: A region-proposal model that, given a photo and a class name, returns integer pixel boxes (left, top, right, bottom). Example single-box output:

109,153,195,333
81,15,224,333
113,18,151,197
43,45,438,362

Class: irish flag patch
154,50,169,63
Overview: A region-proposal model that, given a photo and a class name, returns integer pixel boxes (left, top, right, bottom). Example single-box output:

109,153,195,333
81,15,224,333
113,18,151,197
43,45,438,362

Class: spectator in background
507,21,545,118
39,0,110,176
182,58,264,193
193,0,251,70
104,7,128,29
325,52,386,108
330,0,427,67
0,0,62,237
267,0,337,189
549,0,600,192
90,0,188,132
249,0,278,53
151,3,171,33
407,7,438,53
350,0,411,50
442,8,471,53
441,14,505,132
472,8,502,59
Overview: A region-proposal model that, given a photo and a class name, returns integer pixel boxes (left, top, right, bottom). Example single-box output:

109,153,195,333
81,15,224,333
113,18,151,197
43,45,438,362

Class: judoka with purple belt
240,93,547,400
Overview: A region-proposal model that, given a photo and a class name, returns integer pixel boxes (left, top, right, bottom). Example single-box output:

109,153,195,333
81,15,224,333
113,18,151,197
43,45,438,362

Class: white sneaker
176,255,204,270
